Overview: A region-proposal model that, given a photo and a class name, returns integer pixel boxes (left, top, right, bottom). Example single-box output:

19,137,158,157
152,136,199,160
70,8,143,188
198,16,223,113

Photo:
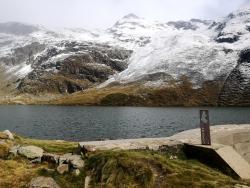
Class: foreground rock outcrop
29,177,60,188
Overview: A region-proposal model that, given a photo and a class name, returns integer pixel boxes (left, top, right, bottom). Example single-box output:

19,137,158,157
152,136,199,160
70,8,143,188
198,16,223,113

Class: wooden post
200,110,211,145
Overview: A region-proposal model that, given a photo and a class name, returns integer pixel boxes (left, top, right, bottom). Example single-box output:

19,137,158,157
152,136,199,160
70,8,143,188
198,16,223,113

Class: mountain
0,5,250,106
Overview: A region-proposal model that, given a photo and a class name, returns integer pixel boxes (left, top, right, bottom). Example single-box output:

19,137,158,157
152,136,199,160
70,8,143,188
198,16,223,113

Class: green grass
1,133,250,187
38,168,86,188
85,150,245,188
14,135,78,154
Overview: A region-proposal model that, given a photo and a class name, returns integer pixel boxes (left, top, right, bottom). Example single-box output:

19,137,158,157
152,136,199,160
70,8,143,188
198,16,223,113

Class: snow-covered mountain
0,4,250,106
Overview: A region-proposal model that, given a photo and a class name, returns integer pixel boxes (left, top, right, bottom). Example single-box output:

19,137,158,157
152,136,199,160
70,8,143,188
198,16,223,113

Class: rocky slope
0,5,250,105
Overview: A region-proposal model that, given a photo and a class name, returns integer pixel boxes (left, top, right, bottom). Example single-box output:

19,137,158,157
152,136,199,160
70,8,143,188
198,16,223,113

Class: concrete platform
79,137,174,151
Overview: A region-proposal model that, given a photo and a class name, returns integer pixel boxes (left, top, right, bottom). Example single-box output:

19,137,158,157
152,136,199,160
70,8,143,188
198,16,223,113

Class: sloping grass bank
0,133,250,187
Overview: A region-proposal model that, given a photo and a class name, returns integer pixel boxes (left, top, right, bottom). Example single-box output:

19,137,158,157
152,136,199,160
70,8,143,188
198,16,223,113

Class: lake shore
1,124,250,187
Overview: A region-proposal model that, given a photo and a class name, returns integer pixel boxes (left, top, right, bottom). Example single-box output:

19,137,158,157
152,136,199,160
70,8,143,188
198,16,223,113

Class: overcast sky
0,0,249,29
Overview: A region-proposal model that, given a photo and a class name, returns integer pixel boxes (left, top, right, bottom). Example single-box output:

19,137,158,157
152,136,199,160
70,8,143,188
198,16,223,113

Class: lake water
0,105,249,141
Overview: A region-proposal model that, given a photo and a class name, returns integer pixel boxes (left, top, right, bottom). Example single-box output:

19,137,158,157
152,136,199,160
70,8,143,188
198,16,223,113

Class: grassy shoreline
1,132,250,187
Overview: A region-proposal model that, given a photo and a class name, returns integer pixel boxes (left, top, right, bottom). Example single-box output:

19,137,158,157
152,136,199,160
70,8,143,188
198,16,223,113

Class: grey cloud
0,0,248,29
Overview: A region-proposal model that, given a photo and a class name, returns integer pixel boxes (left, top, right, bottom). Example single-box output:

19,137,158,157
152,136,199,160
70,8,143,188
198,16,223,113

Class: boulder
58,153,73,164
3,130,14,140
9,145,20,158
58,153,84,169
42,153,60,164
68,155,85,169
18,146,44,159
56,164,69,175
29,176,60,188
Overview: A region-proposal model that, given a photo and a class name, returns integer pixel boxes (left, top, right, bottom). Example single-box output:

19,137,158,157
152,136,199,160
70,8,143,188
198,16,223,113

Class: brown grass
52,76,223,107
0,159,44,188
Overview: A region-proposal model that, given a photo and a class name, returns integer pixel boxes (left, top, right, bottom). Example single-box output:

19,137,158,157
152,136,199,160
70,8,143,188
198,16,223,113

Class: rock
18,146,44,159
84,176,91,188
59,153,84,169
29,176,60,188
42,153,60,164
79,144,97,154
3,130,14,140
72,169,80,176
68,155,85,169
56,164,69,175
42,168,56,174
17,42,132,95
215,34,240,43
30,158,42,163
58,153,73,164
9,145,20,157
218,49,250,106
158,140,184,155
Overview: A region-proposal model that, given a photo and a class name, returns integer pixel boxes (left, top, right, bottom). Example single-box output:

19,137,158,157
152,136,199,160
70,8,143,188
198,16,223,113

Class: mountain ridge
0,5,250,106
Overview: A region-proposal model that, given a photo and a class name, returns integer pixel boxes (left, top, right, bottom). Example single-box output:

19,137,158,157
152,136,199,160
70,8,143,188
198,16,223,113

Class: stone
30,158,42,163
58,153,73,164
72,169,80,176
68,155,85,169
43,168,56,174
79,144,96,154
29,176,60,188
84,176,91,188
42,153,60,164
57,164,69,175
158,140,184,155
18,146,44,159
3,130,14,140
58,153,84,169
9,145,20,157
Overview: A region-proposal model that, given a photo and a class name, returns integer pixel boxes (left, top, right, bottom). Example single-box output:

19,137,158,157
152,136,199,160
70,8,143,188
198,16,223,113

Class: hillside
0,5,250,106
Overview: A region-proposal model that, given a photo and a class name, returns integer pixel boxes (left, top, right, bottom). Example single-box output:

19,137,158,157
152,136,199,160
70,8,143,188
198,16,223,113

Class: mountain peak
122,13,140,20
0,21,39,35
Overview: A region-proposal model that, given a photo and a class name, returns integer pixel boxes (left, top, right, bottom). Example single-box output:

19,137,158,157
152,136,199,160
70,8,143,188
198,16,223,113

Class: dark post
200,110,211,145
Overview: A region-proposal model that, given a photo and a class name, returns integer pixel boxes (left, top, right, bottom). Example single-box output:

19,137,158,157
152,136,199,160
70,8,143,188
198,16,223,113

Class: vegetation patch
1,133,250,187
85,150,242,188
38,168,86,188
53,76,223,107
14,135,78,154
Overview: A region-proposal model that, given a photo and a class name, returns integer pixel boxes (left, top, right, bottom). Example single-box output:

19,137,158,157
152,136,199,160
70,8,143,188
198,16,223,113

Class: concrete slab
79,137,174,151
216,145,250,179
